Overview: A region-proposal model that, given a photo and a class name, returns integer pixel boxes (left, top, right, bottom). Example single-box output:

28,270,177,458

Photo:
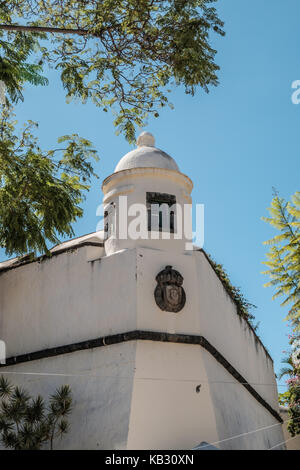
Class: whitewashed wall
0,244,284,449
127,341,284,450
194,250,279,409
0,343,136,450
0,247,137,357
135,247,277,405
131,246,284,449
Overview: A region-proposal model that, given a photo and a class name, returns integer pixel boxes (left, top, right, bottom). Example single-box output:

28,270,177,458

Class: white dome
114,132,179,172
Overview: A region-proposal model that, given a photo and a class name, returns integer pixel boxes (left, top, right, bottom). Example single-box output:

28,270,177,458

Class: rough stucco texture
0,343,136,450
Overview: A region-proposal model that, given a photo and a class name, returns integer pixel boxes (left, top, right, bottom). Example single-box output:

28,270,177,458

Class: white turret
102,132,193,256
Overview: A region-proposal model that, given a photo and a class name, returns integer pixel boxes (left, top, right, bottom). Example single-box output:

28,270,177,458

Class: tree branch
0,23,90,36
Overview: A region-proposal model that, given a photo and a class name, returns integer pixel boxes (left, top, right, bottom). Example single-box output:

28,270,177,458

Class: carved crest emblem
154,265,186,313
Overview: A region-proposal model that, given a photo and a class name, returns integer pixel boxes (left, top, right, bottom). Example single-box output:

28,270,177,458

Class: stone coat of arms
154,265,186,313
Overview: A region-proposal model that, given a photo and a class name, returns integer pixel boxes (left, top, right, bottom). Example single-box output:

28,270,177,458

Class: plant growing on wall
0,376,72,450
203,251,257,325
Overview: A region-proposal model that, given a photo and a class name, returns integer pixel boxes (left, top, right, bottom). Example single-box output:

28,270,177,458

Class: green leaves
0,0,224,141
0,105,99,256
0,376,13,398
277,347,300,437
205,252,257,327
0,1,224,253
262,191,300,332
49,385,72,418
0,376,73,450
264,192,300,436
0,4,48,104
26,396,45,424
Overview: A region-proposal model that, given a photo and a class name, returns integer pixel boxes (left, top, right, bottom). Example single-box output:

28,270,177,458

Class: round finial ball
137,131,155,147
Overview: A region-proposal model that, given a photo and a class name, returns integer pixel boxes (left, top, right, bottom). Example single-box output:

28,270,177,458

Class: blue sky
1,0,299,388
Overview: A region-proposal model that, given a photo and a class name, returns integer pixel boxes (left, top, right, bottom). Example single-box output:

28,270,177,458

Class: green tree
263,192,300,436
0,376,72,450
0,2,49,104
278,383,300,437
278,343,300,437
0,106,98,256
262,191,300,332
0,0,225,141
278,354,296,381
0,1,224,257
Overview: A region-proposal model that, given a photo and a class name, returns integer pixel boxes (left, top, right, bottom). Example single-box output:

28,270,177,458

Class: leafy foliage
2,0,225,141
0,4,48,103
262,191,300,332
0,1,224,255
278,355,295,381
0,105,98,256
263,192,300,436
0,376,72,450
0,4,101,256
278,339,300,437
204,251,257,326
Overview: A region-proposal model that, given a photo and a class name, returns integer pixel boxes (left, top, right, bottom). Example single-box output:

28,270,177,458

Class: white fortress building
0,132,285,449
